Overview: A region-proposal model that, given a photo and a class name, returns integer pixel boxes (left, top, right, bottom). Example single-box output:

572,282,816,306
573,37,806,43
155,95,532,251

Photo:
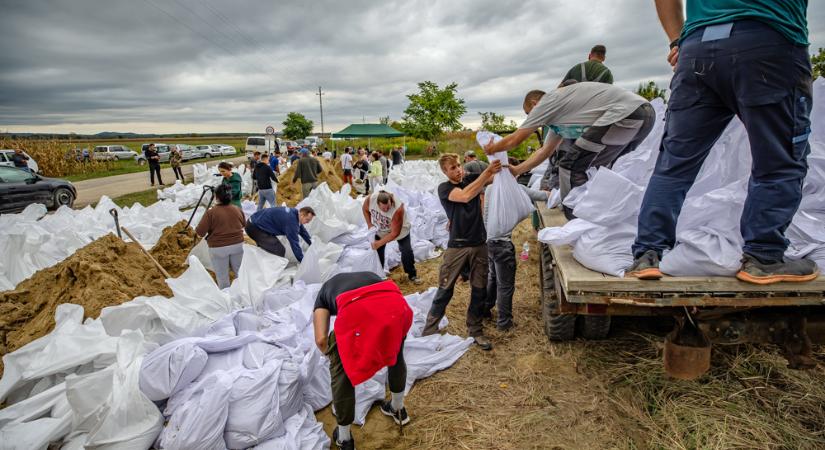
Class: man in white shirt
340,147,354,186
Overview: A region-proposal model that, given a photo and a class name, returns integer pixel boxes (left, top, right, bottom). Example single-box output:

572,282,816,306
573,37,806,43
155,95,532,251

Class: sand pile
0,234,172,359
150,220,197,277
277,157,344,206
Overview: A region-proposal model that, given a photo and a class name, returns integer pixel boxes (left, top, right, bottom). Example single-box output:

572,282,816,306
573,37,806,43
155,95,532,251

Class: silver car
137,143,172,164
0,149,39,173
93,145,138,161
215,144,237,156
195,145,222,158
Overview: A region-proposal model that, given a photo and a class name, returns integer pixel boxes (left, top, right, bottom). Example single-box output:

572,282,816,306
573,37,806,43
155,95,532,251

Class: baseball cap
464,151,476,158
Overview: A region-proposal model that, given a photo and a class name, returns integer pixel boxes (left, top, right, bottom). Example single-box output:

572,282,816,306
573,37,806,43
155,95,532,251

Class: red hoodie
333,280,413,386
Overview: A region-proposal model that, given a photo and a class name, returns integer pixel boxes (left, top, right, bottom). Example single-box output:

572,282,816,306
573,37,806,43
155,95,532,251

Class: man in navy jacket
245,206,315,261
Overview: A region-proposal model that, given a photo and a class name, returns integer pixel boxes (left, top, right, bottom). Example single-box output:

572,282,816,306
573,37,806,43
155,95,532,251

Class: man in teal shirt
630,1,818,284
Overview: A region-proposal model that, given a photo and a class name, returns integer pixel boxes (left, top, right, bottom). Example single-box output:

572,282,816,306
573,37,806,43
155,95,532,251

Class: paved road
73,156,248,207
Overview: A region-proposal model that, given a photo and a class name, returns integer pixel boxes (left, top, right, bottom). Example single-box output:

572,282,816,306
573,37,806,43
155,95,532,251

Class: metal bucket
663,321,711,380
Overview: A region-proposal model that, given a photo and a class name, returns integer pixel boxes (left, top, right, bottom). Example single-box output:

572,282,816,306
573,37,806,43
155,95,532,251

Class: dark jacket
253,161,279,190
292,156,322,183
144,148,160,166
249,207,312,261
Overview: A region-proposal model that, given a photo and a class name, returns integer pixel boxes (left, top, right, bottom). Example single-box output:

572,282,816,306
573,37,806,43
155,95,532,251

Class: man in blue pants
629,0,819,285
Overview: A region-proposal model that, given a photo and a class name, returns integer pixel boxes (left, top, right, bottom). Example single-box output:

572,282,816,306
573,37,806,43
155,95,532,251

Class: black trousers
148,163,163,185
245,222,286,257
328,331,406,426
172,165,184,181
486,240,517,328
376,234,417,278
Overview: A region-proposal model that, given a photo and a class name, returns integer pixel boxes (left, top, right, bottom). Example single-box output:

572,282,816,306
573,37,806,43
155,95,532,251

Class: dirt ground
315,219,825,450
277,157,344,206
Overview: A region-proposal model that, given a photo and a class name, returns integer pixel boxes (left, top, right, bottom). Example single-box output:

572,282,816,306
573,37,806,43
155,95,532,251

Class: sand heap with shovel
277,157,344,206
0,233,173,360
150,220,197,277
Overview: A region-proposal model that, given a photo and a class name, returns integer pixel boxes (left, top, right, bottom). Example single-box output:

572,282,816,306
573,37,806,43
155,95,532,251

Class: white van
245,136,281,156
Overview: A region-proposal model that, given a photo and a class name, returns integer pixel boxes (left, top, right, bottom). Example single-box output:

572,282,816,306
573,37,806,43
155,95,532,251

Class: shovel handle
120,226,171,279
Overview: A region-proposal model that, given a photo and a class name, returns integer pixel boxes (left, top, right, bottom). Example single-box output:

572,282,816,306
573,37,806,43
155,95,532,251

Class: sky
1,0,824,135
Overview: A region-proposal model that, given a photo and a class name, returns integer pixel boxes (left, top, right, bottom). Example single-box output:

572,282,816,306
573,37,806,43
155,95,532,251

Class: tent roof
332,123,404,138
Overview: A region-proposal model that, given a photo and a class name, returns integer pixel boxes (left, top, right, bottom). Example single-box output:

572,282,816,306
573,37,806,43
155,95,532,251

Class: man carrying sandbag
313,272,413,450
484,82,655,220
629,0,819,285
422,154,501,350
245,206,315,262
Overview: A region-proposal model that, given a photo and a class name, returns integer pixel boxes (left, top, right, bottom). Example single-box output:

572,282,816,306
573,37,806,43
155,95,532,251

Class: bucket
663,320,711,380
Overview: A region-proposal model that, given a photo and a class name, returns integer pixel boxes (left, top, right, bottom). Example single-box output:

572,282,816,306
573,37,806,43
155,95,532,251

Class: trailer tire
577,315,611,340
543,296,575,341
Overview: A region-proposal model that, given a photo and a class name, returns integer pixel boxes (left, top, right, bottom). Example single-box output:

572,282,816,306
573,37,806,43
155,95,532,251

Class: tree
400,81,467,142
478,111,517,133
812,48,824,80
389,121,403,132
379,116,390,125
282,112,314,140
636,81,666,101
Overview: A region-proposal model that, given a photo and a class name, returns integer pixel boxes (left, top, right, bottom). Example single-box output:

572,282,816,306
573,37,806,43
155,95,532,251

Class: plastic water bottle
519,242,530,261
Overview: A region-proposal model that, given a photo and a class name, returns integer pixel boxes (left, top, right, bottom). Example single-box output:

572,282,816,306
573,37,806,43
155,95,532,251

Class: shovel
120,226,172,279
108,208,122,239
184,185,214,230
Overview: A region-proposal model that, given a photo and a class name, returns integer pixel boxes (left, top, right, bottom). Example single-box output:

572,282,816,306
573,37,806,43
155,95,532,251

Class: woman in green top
368,152,383,193
218,161,243,208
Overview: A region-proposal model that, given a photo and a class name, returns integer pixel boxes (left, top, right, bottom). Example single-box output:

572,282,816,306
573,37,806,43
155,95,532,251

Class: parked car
92,145,138,161
215,144,236,156
171,144,199,161
0,166,76,213
305,136,324,147
0,149,39,173
137,143,172,165
195,145,223,158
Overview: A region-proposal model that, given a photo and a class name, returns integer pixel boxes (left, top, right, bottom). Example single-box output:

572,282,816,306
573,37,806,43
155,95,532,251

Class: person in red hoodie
313,272,413,450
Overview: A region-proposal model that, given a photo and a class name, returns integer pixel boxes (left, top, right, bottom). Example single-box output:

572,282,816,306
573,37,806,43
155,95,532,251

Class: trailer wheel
577,315,612,340
544,306,576,341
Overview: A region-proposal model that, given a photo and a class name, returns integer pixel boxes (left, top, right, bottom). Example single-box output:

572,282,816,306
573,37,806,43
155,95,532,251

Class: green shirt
682,0,808,46
222,172,242,207
562,60,613,85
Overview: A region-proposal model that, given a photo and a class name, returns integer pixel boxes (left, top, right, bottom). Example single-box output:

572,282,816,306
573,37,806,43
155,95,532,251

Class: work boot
736,254,820,285
332,428,355,450
626,250,663,280
409,275,424,286
421,314,442,336
473,335,493,351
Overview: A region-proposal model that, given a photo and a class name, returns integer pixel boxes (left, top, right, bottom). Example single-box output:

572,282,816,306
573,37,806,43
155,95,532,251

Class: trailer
536,203,825,374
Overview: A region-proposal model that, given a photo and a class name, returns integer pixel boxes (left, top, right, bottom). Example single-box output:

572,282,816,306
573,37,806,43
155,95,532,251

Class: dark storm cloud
1,0,823,133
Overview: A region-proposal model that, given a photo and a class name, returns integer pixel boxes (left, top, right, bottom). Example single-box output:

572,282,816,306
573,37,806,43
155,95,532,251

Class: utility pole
316,86,325,135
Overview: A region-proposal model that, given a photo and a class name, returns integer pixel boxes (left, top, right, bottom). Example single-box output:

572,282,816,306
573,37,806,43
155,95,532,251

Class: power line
201,0,264,50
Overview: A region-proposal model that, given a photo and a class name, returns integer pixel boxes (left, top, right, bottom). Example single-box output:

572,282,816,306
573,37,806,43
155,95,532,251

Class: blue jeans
633,20,813,263
257,187,276,210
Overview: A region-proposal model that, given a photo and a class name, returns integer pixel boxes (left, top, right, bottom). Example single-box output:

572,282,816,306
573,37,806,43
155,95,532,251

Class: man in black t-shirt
422,153,501,350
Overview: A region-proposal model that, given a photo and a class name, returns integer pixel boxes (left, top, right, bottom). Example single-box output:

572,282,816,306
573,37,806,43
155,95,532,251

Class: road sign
265,125,275,135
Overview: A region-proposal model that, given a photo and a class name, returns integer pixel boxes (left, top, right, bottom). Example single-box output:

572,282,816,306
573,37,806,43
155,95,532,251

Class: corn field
0,138,116,177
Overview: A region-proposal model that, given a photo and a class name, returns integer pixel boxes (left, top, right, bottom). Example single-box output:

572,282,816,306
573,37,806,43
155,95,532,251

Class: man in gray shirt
483,161,549,330
485,82,655,219
463,151,489,175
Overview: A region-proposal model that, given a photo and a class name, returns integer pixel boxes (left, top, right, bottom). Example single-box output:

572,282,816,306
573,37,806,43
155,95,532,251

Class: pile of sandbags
159,162,254,210
539,80,825,276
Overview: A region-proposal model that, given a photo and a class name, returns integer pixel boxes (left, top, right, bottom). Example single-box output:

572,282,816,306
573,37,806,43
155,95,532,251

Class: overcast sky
1,0,824,134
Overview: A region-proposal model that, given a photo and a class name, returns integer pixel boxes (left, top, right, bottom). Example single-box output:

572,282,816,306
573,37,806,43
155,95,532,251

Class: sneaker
626,250,663,280
379,400,411,425
332,428,355,450
409,276,424,286
473,335,493,351
736,254,820,285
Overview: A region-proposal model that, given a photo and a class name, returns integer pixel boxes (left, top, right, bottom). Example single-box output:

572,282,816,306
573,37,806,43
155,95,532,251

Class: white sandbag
187,238,213,271
64,330,163,450
537,219,597,246
0,381,72,450
229,245,289,310
572,223,636,277
294,242,343,284
485,156,535,238
160,371,236,450
332,245,384,278
572,167,644,227
138,339,208,401
401,333,473,394
224,363,285,449
252,405,329,450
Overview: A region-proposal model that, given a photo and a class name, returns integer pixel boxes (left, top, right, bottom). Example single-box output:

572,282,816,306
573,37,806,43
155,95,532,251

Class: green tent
332,123,405,150
332,123,404,138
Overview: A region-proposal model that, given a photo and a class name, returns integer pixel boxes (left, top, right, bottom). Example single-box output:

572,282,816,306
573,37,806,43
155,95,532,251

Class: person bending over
245,206,315,262
313,272,413,450
194,184,246,288
363,191,422,285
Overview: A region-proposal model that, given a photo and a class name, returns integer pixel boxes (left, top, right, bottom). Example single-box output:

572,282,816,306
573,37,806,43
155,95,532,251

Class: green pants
301,181,319,199
327,331,407,426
